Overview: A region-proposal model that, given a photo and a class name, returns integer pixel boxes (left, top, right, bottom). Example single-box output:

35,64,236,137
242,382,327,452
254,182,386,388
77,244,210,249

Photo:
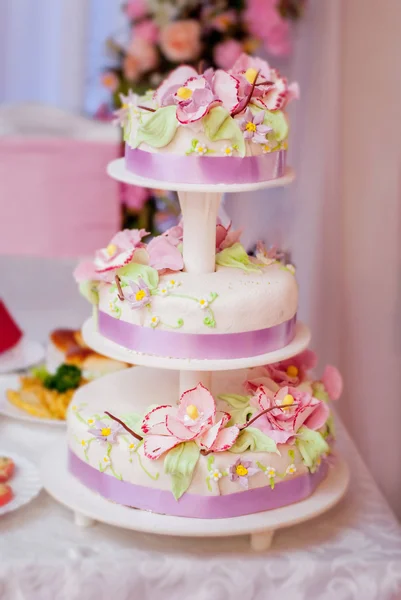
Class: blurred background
0,0,400,519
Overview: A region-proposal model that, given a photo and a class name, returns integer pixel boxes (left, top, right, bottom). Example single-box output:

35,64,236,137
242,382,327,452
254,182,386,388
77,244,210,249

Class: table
1,257,401,600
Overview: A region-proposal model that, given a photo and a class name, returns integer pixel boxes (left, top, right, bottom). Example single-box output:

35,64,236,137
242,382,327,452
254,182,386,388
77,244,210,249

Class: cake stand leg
178,191,222,274
74,511,95,528
179,370,211,395
250,530,274,551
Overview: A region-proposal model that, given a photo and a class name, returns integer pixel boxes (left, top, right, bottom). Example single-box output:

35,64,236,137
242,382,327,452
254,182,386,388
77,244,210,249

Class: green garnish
32,364,82,393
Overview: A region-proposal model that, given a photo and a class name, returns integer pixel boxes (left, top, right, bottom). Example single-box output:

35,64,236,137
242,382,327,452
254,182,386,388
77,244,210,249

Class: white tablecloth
1,257,401,600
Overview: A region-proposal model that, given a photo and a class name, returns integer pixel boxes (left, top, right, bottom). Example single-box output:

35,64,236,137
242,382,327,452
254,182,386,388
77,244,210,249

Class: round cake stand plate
82,318,311,372
41,446,349,551
107,158,295,193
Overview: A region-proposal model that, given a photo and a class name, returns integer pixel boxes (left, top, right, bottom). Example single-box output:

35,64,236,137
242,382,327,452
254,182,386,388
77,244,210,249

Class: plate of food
0,364,87,426
0,452,42,516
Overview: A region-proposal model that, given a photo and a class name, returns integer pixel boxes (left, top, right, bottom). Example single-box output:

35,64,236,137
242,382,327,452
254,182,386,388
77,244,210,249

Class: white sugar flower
195,143,208,156
86,418,95,426
223,145,233,157
211,468,222,482
150,315,160,328
102,455,111,465
285,464,297,475
262,144,272,154
198,297,209,309
159,287,170,297
80,440,88,449
167,279,181,289
265,466,276,478
128,442,137,453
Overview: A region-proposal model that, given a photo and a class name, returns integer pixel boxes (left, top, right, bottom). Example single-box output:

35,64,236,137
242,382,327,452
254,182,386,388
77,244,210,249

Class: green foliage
216,243,261,272
164,442,200,500
203,107,246,157
118,263,159,290
229,427,278,454
296,427,329,469
132,106,178,149
219,394,255,426
43,364,82,393
79,281,99,305
120,413,143,436
262,110,289,142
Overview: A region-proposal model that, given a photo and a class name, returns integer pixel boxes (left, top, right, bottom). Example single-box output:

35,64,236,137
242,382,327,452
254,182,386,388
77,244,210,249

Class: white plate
0,375,66,427
107,158,295,193
0,451,42,516
82,317,311,372
0,338,45,374
41,445,349,550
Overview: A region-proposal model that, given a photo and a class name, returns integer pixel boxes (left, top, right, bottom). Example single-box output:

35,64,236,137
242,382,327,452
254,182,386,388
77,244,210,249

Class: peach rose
160,20,202,63
125,38,159,80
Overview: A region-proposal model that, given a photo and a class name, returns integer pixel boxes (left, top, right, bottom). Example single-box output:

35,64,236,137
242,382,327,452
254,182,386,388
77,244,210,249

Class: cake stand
41,157,349,550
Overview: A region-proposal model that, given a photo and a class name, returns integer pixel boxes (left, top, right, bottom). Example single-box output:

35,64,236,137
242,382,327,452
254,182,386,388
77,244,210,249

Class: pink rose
127,37,159,73
134,19,159,44
125,0,148,20
214,39,243,70
160,20,202,63
264,20,292,57
122,184,150,211
245,0,281,42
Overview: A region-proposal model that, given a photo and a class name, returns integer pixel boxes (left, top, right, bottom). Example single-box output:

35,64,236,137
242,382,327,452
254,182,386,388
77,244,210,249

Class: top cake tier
119,54,298,186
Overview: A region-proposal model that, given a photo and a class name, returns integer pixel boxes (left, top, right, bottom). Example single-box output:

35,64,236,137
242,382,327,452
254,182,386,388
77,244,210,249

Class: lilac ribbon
69,450,328,519
125,146,286,185
99,311,296,360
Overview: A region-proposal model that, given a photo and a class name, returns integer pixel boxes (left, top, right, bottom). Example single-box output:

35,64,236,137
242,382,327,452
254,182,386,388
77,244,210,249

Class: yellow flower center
268,469,275,477
199,299,206,305
263,144,271,153
106,243,117,257
225,147,232,155
186,404,199,420
135,290,146,301
245,122,257,132
245,67,258,84
235,464,248,477
129,443,136,450
197,146,205,153
103,456,109,462
87,419,94,425
81,440,86,446
169,280,176,285
177,86,193,100
121,102,128,109
286,365,299,378
101,427,112,436
281,394,295,411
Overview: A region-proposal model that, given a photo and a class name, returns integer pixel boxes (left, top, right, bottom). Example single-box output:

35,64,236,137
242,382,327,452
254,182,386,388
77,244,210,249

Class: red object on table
0,300,23,354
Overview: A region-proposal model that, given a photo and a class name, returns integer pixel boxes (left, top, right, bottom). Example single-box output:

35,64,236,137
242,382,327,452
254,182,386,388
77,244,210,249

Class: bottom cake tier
67,357,340,519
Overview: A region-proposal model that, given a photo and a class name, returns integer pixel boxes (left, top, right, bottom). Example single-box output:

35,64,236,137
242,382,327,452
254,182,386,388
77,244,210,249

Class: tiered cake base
41,444,349,550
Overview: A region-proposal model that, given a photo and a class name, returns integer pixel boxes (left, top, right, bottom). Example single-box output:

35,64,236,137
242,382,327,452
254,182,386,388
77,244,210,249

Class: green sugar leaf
164,441,200,500
79,281,99,305
219,394,251,409
120,412,142,436
296,427,329,469
133,105,178,149
229,427,278,454
216,243,261,272
203,107,246,157
262,110,288,143
219,395,256,426
118,263,159,290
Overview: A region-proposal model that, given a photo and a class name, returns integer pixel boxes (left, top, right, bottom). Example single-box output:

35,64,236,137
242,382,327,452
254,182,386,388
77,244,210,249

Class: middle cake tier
95,262,297,360
75,225,298,360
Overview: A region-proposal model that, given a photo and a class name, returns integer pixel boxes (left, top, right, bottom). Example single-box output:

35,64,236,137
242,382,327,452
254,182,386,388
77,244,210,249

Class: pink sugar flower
141,384,240,460
127,37,159,73
264,19,292,57
125,277,151,309
245,350,318,394
214,39,243,70
229,458,260,489
250,385,329,444
216,221,242,251
162,221,183,247
146,235,184,272
160,20,202,63
239,107,272,143
322,366,343,401
73,229,148,283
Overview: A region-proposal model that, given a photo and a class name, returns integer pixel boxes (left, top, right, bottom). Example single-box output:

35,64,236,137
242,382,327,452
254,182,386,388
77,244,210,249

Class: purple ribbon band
125,146,286,185
69,450,328,519
98,311,297,360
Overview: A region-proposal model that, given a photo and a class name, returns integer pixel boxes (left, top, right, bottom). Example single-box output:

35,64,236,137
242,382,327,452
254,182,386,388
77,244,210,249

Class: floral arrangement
100,0,305,232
